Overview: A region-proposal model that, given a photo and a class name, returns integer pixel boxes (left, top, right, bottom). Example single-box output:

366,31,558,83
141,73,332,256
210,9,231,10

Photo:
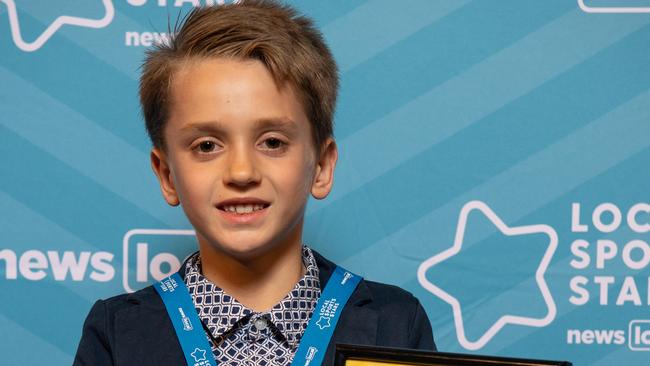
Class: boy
74,1,435,365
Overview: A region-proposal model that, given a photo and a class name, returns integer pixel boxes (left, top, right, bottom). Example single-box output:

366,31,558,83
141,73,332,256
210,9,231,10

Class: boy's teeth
236,205,252,214
224,204,265,214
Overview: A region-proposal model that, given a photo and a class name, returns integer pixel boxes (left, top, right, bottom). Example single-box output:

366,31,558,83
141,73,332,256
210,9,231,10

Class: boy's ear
311,138,338,200
150,148,180,206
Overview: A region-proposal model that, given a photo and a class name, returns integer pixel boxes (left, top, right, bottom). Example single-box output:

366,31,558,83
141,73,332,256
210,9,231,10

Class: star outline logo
417,200,558,350
191,347,206,362
316,316,331,330
0,0,115,52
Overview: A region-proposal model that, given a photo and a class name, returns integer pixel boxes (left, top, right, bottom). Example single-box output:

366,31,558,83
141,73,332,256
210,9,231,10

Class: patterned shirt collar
183,246,321,349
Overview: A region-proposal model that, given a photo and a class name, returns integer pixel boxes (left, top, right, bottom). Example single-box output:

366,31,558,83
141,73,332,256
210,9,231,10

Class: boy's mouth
218,203,270,214
216,198,271,215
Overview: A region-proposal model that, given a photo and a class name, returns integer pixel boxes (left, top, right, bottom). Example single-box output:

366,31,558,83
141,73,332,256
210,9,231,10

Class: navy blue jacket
73,251,436,365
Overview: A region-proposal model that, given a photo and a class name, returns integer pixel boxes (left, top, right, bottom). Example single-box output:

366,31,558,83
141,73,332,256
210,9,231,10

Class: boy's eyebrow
253,117,299,132
179,121,226,134
179,118,300,133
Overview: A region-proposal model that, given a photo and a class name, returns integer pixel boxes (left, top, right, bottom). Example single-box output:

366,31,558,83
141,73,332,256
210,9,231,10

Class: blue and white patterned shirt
183,246,321,366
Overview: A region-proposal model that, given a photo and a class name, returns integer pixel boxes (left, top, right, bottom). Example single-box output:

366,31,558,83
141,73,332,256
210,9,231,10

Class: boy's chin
202,237,297,262
221,243,270,261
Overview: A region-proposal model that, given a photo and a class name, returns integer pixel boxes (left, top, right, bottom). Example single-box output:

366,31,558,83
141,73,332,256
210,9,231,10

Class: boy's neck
197,240,305,312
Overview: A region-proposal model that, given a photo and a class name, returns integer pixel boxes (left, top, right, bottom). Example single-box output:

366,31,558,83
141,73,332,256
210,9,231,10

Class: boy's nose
223,145,261,187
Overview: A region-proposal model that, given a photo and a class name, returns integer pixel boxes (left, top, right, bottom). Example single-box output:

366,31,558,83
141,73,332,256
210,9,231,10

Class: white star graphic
191,347,206,362
417,200,558,351
316,316,331,330
0,0,114,52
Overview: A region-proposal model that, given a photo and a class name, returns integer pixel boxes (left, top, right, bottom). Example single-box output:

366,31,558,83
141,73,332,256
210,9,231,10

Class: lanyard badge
155,266,362,366
154,274,217,366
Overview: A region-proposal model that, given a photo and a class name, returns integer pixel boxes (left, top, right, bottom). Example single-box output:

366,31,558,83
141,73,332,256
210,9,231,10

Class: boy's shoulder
362,278,422,306
99,284,160,311
75,284,187,365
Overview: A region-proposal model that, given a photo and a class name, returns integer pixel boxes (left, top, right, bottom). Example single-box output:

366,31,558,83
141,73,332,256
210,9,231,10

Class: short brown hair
139,0,338,152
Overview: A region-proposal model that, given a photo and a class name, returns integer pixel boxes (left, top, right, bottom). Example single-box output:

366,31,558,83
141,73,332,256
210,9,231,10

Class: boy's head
140,0,338,154
139,1,339,260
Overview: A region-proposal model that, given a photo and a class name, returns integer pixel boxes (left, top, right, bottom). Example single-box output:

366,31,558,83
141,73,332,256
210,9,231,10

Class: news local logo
567,320,650,351
0,228,196,292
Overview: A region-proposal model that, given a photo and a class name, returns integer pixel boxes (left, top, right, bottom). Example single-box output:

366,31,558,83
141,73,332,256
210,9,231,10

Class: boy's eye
262,137,285,150
196,140,218,153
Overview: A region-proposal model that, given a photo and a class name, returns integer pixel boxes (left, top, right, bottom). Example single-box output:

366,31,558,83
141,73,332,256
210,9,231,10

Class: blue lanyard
154,265,362,366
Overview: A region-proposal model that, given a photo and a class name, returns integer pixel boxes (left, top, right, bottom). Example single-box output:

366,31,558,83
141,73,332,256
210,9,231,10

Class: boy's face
151,58,337,260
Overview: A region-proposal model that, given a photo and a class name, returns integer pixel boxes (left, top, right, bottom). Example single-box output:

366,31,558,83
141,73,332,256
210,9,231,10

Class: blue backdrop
1,1,649,365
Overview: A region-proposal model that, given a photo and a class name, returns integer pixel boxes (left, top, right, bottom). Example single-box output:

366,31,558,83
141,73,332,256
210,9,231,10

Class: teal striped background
1,1,649,365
